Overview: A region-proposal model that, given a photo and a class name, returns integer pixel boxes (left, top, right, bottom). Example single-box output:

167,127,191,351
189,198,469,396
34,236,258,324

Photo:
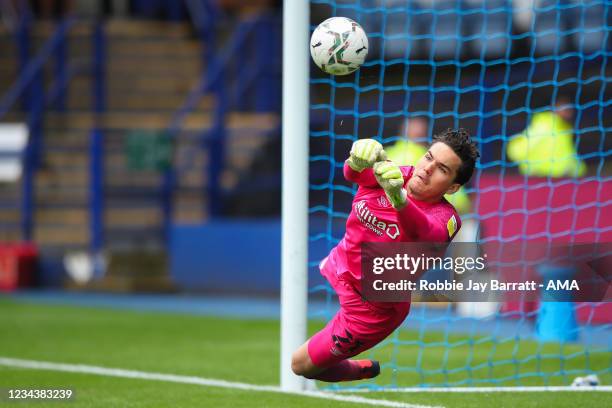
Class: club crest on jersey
376,195,390,208
355,200,400,239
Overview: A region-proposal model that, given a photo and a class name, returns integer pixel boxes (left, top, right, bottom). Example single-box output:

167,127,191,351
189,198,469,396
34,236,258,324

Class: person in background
386,116,472,215
507,92,586,343
507,93,586,177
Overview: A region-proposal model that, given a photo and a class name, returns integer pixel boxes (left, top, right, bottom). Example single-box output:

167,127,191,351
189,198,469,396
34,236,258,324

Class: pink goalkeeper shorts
307,254,411,368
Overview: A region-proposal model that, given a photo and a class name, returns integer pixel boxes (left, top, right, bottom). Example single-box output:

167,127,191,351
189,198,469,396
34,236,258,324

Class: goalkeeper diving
291,128,480,382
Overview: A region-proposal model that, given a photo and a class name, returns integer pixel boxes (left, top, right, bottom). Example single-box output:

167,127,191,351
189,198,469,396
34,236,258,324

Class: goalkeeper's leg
291,254,410,382
291,339,380,382
291,283,409,382
291,301,408,382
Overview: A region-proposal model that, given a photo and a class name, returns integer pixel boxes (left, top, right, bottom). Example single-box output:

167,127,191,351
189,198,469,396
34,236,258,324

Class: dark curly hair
432,128,480,185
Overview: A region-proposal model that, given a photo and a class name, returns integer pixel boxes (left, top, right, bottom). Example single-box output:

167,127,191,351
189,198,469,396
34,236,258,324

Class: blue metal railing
16,12,31,112
0,17,76,240
164,9,280,233
0,17,105,244
0,19,76,117
89,128,104,254
233,13,281,113
1,8,279,249
90,21,107,254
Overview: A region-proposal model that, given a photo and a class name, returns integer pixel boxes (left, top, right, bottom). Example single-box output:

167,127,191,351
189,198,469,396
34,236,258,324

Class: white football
310,17,368,76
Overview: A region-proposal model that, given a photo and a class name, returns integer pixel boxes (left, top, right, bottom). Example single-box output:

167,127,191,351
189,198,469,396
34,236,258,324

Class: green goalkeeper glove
347,139,386,172
374,161,407,210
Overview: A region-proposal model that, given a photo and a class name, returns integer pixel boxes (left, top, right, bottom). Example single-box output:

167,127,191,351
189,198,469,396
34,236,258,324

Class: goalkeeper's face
408,142,462,202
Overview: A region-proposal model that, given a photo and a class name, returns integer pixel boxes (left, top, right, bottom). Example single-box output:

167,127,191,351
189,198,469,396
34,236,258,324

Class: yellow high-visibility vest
507,112,586,178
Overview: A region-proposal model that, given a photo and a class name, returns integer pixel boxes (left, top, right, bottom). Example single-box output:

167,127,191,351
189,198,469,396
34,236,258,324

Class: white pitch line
340,385,612,393
0,357,441,408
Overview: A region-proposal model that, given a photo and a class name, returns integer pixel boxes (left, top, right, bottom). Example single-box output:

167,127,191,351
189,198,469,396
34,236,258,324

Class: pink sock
311,360,365,382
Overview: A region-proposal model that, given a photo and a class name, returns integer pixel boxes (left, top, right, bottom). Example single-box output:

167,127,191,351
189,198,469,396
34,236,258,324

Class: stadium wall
170,220,282,293
169,219,333,294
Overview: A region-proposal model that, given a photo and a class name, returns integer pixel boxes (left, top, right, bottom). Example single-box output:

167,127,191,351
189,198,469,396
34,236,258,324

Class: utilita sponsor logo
355,200,400,239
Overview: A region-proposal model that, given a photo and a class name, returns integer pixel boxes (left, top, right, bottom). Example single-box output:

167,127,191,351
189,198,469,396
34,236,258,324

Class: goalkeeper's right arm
344,139,387,187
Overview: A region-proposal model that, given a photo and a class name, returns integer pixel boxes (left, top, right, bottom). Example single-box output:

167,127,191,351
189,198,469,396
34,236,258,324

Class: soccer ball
310,17,368,76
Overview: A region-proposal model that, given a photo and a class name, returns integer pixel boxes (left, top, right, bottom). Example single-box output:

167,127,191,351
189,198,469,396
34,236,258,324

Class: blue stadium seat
463,0,513,59
333,0,379,33
531,0,574,55
380,0,424,60
570,0,608,55
417,0,467,60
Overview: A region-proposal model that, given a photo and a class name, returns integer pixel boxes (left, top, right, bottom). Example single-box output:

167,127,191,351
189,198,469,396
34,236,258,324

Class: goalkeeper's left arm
374,161,457,241
373,161,407,209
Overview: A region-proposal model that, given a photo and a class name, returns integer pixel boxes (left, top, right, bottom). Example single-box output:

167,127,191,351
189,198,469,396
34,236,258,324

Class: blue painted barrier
170,218,340,293
170,220,282,293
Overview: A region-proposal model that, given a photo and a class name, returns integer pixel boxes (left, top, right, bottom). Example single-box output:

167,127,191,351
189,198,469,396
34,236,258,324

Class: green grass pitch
0,298,610,407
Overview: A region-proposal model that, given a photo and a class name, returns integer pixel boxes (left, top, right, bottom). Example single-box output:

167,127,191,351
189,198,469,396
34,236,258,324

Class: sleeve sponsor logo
447,214,457,238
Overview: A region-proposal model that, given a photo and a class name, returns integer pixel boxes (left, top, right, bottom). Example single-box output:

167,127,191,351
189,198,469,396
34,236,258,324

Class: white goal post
280,0,310,393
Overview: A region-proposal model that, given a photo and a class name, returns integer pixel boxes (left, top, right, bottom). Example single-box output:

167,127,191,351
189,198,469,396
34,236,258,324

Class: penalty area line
0,357,441,408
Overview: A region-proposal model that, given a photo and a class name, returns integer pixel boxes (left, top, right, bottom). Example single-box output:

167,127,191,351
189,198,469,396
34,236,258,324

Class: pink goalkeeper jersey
329,161,462,282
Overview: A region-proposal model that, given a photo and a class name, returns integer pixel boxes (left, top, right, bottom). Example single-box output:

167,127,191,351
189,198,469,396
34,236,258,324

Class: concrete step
42,149,169,168
0,20,192,39
27,21,95,37
70,76,197,94
44,111,209,130
0,59,203,83
0,50,198,110
34,177,169,194
0,51,203,77
106,174,165,189
106,40,201,58
104,20,193,39
0,61,16,74
43,111,279,131
0,182,21,196
173,193,207,223
38,122,276,192
66,89,214,112
5,111,277,135
0,65,18,88
34,207,162,227
0,228,22,243
0,19,198,53
106,59,202,76
0,63,196,91
175,170,207,189
44,131,91,149
43,151,89,167
0,203,204,242
34,225,90,246
35,187,88,204
35,170,89,190
35,174,208,192
0,208,20,223
106,207,162,226
0,37,17,58
0,110,26,119
35,208,88,225
58,43,201,63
